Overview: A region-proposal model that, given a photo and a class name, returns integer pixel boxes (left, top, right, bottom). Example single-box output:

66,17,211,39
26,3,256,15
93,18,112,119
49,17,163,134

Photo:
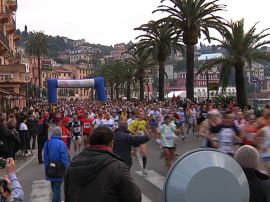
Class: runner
93,111,103,129
256,114,270,175
210,111,243,156
81,112,93,147
186,103,197,135
70,115,82,154
129,110,149,174
148,104,161,145
160,115,179,168
101,112,115,131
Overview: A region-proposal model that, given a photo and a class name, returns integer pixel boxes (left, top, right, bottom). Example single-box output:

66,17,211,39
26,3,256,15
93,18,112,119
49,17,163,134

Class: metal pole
206,70,209,100
26,82,28,107
254,82,257,108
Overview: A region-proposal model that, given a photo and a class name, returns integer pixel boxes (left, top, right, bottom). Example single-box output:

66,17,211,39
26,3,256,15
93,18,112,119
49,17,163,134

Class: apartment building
111,43,126,60
0,0,28,110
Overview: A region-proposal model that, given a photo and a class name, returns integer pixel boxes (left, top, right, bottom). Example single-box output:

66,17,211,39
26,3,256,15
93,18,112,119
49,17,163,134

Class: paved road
11,131,201,202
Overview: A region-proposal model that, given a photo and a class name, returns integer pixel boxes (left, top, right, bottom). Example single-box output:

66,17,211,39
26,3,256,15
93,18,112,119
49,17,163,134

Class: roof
0,64,26,73
53,66,71,73
198,53,224,61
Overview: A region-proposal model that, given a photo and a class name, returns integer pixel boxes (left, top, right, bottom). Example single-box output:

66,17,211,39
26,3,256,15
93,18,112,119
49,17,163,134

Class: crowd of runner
1,98,270,175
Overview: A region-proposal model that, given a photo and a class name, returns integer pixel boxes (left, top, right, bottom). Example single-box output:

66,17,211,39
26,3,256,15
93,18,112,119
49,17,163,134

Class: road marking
136,170,165,190
16,153,36,173
30,180,51,202
142,193,152,202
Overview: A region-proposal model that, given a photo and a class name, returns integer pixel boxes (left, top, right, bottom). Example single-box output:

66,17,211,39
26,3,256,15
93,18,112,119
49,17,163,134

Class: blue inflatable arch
47,77,106,104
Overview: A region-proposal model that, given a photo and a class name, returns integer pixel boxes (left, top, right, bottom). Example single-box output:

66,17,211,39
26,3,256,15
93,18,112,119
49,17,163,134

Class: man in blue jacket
44,127,69,202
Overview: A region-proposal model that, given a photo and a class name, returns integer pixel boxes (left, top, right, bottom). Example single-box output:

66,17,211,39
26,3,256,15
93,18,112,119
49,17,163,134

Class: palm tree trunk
139,78,144,101
158,60,165,101
110,83,114,100
116,83,119,99
186,44,195,101
127,80,131,101
235,65,247,108
37,54,42,98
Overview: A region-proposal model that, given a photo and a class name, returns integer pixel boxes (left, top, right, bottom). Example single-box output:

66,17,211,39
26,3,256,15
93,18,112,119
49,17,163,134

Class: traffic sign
250,76,258,83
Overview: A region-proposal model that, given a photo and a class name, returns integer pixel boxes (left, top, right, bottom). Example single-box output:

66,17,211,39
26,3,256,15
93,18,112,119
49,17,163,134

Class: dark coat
39,119,49,140
243,168,269,202
64,147,141,202
26,117,37,135
113,126,149,168
0,125,9,154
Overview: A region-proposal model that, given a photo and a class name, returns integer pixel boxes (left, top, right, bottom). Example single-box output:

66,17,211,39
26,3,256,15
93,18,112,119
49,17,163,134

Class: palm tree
135,20,184,100
154,0,226,100
25,31,49,96
198,19,270,108
126,48,156,101
122,63,136,100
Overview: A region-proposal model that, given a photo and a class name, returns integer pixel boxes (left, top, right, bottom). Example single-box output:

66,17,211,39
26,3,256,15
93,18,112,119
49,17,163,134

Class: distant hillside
16,26,113,60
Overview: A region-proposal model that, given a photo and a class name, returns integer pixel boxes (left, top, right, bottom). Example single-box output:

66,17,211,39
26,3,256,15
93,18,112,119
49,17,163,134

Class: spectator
44,127,69,202
19,115,30,156
26,112,38,150
64,126,141,202
38,112,49,164
235,145,269,202
113,121,150,169
0,118,9,159
7,124,20,160
0,158,24,202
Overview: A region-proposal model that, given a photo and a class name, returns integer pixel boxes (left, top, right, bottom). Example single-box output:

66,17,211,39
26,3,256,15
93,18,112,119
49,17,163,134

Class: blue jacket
44,135,69,181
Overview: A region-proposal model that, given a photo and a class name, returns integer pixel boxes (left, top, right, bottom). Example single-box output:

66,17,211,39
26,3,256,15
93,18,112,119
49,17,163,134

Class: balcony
0,13,8,23
6,18,15,33
0,31,9,51
6,0,17,12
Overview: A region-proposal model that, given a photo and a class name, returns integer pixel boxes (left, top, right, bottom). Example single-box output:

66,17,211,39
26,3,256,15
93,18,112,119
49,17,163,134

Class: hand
5,158,16,174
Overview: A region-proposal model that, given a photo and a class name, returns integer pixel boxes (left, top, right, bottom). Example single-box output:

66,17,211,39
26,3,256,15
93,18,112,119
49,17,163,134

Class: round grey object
163,149,249,202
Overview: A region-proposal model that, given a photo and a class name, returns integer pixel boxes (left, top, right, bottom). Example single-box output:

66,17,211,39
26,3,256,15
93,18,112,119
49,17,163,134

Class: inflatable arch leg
47,77,106,104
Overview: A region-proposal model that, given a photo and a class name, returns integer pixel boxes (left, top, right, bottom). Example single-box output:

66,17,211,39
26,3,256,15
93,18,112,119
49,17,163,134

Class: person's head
89,126,114,147
247,114,256,124
53,127,62,137
97,111,103,119
235,111,244,120
73,115,78,122
119,120,128,129
164,115,171,124
137,111,145,120
235,145,259,169
104,112,111,120
223,111,234,126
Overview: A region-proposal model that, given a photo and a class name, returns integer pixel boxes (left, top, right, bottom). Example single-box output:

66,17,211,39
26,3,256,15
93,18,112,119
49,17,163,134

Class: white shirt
19,122,28,131
93,118,102,129
101,119,114,129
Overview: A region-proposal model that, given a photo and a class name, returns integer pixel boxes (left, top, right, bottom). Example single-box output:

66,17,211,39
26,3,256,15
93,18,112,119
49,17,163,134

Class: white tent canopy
167,91,186,98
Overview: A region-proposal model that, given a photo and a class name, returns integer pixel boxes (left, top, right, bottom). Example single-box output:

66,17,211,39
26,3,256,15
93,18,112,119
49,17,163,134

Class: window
64,73,66,77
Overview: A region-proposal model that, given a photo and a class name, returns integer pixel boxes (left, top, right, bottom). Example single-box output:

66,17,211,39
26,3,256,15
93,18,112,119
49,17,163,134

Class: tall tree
154,0,226,100
25,31,49,96
135,20,184,100
122,63,136,100
126,48,156,101
198,19,270,108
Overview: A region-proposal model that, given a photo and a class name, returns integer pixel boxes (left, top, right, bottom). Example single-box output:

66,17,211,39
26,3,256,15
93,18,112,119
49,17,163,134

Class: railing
6,0,17,11
0,31,9,49
6,17,15,33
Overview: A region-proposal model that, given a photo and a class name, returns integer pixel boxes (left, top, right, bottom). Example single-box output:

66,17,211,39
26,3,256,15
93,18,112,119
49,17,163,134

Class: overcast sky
16,0,270,46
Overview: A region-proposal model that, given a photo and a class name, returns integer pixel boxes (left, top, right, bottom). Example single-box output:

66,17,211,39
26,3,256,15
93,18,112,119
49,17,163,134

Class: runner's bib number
84,123,91,129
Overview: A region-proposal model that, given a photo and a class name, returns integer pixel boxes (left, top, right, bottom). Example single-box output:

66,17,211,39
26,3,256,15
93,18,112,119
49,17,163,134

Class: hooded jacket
64,147,141,202
243,168,269,202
